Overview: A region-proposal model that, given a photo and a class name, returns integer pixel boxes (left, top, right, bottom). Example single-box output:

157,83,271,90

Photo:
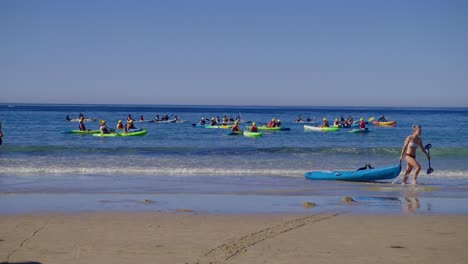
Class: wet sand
1,212,468,264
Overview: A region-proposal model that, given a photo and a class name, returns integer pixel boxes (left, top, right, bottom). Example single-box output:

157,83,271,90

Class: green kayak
63,130,101,134
304,125,340,132
257,126,291,131
243,131,263,137
93,129,148,137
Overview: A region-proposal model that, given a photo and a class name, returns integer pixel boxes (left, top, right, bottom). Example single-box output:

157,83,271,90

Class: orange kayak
372,121,397,126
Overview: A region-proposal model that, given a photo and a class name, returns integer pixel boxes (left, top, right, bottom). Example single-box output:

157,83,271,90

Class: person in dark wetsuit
79,117,87,131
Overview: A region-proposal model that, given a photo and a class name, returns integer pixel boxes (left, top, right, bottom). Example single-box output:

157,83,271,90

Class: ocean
1,104,468,214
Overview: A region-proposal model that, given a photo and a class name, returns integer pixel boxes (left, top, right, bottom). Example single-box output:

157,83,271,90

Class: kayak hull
373,121,397,126
204,125,233,129
305,164,401,182
243,131,263,137
350,128,370,133
258,126,291,131
93,129,148,137
63,130,101,134
304,125,340,132
227,130,243,135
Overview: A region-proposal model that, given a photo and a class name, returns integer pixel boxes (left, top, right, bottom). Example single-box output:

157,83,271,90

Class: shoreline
2,211,468,264
2,191,468,215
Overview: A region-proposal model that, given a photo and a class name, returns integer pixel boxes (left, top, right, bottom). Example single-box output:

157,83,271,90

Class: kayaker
399,124,430,185
155,114,160,121
267,118,276,127
210,118,217,126
378,115,388,122
127,119,136,130
229,115,234,122
250,122,258,132
295,116,302,123
66,115,71,121
222,117,228,125
117,120,124,130
199,117,206,125
231,121,240,132
276,119,282,127
359,118,366,129
139,115,144,121
175,115,180,122
321,118,329,127
333,119,340,127
127,114,134,121
216,116,221,123
306,116,312,122
79,117,87,131
99,120,111,134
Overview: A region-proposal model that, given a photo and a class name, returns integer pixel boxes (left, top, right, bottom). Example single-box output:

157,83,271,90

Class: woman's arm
418,139,430,159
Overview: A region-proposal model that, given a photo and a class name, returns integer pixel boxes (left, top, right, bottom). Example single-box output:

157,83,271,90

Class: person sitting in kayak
296,116,302,123
222,117,228,125
99,120,111,134
127,114,134,122
210,118,217,126
359,118,366,129
250,122,258,132
66,115,71,121
117,120,124,130
199,117,206,125
267,118,276,127
276,119,282,127
333,119,340,127
155,114,160,121
321,118,329,127
229,115,234,122
231,121,240,132
127,119,137,130
306,116,312,122
139,115,144,121
378,115,388,122
79,117,87,131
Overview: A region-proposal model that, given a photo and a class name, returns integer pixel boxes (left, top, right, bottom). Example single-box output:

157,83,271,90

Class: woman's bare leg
405,156,421,185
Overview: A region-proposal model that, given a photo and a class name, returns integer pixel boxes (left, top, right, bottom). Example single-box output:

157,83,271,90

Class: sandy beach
1,212,468,264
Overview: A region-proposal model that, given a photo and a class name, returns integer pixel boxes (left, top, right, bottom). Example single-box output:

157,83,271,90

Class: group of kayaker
199,115,242,126
77,116,139,134
318,117,367,129
266,118,282,127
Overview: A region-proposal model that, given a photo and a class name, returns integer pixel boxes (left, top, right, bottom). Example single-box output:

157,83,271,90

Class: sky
1,0,467,107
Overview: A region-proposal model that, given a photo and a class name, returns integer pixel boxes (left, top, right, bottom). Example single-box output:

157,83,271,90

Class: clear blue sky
1,0,467,107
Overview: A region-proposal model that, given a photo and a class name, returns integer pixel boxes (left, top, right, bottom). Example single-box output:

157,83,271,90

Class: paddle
368,117,375,122
425,144,434,174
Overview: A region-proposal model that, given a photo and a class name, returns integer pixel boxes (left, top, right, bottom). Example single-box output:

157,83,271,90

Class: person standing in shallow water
0,121,3,145
400,125,430,185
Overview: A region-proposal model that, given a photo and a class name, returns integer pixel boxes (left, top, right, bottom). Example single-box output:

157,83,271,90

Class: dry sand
1,212,468,264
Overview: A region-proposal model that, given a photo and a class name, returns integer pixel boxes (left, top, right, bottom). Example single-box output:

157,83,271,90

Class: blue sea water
1,104,468,214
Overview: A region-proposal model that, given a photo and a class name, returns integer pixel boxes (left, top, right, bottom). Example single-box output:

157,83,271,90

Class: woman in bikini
400,124,430,184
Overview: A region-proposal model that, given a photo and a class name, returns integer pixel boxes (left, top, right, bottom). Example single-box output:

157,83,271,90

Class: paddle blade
368,117,375,122
427,167,434,174
425,143,432,150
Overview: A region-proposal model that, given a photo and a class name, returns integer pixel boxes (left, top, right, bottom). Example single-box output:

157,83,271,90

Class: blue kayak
305,164,401,182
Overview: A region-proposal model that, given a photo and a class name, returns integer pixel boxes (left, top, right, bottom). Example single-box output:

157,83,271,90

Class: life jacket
359,121,366,129
250,125,258,132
